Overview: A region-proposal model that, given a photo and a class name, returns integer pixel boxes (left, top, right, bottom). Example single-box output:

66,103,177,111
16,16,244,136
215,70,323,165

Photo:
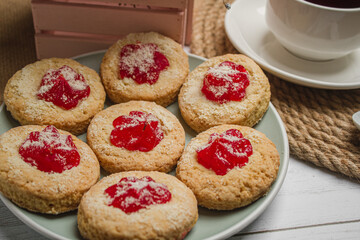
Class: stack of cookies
0,32,279,240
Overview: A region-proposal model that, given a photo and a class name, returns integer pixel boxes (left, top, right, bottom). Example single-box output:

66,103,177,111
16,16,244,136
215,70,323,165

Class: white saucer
225,0,360,90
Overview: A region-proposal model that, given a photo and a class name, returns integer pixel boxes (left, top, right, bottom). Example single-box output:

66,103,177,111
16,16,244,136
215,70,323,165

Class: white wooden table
1,155,359,240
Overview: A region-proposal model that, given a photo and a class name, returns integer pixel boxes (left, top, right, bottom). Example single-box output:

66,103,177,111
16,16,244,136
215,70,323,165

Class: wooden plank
231,221,360,240
35,33,115,59
185,0,194,45
32,1,185,43
34,0,189,9
0,204,47,240
239,158,360,233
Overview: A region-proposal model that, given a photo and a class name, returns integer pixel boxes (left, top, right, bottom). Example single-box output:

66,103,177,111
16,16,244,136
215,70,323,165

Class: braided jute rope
191,0,360,179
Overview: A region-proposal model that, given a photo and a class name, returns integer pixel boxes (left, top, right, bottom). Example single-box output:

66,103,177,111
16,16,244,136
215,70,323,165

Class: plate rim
0,52,289,240
225,0,360,90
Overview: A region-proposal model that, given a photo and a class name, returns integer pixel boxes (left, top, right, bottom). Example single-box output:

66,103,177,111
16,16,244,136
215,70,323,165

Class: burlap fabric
191,0,360,179
1,0,359,179
0,0,37,104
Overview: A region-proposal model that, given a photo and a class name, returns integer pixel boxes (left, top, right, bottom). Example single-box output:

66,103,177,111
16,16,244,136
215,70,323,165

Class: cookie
100,32,189,107
178,54,270,132
87,101,185,173
77,171,198,240
0,125,100,214
176,124,280,210
4,58,106,135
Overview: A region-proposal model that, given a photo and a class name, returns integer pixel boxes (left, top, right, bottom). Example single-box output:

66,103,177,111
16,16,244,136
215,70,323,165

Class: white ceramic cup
265,0,360,61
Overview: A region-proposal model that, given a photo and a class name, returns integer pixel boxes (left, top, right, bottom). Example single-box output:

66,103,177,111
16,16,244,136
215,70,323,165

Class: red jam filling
196,129,253,175
104,176,171,214
118,43,169,85
201,61,250,104
18,125,80,173
37,65,90,110
110,111,164,152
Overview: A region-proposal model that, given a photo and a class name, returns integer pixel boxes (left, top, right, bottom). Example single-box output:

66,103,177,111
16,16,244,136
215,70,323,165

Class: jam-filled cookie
178,54,270,132
87,101,185,173
0,125,100,214
176,124,280,210
77,171,198,240
100,32,189,107
4,58,106,135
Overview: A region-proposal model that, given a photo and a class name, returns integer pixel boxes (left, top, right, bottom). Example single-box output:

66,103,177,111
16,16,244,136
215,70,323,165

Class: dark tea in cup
304,0,360,8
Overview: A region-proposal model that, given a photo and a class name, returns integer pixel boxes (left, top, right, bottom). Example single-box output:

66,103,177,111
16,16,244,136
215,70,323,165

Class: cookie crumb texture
77,171,198,240
87,101,185,173
4,58,106,135
101,32,189,107
179,54,271,133
0,125,100,214
176,125,280,210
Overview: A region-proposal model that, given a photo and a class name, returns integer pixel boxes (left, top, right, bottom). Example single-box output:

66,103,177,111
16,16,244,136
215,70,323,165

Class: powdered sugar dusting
18,125,80,173
38,65,87,94
104,176,171,214
37,69,56,95
207,64,238,81
21,127,73,151
196,129,253,175
121,44,156,74
118,43,170,85
202,61,250,104
110,111,164,152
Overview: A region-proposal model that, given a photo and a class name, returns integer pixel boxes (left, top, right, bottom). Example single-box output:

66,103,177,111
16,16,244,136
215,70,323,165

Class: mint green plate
0,52,289,240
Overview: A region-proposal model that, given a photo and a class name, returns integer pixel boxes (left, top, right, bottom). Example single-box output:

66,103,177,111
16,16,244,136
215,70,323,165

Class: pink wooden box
31,0,194,59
